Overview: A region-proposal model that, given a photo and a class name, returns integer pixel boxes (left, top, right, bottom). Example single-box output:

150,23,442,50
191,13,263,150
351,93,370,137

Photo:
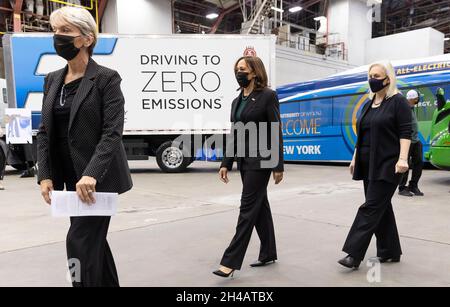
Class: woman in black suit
338,61,411,269
213,56,284,278
37,7,132,287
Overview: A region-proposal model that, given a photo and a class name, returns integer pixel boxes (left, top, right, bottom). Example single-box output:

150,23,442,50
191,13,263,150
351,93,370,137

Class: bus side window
413,87,434,123
332,97,348,127
299,99,332,135
332,95,367,127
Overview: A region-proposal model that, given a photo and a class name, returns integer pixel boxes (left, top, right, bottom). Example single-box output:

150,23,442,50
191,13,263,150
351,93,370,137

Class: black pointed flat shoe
250,260,276,267
378,255,401,263
338,255,361,269
409,186,424,196
213,269,235,278
398,189,414,197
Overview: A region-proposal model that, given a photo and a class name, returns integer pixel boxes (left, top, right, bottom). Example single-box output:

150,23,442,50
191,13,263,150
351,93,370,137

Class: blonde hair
368,60,399,99
50,6,98,56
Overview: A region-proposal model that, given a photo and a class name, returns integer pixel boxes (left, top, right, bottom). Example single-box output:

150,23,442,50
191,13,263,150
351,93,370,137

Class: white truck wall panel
4,34,276,135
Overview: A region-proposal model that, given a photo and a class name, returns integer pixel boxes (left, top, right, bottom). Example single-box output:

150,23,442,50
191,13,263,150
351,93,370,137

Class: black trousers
0,145,7,180
0,156,5,181
220,169,277,270
342,179,402,261
54,140,119,287
399,141,423,189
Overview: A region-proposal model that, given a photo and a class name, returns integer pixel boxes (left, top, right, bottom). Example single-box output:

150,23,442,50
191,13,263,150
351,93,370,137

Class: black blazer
353,93,412,184
37,58,133,194
220,88,284,172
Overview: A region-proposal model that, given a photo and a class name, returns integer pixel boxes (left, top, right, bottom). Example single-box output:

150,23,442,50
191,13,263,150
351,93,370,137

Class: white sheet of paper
51,191,118,217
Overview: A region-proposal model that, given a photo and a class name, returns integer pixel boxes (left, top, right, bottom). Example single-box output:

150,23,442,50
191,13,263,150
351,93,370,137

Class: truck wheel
156,141,190,173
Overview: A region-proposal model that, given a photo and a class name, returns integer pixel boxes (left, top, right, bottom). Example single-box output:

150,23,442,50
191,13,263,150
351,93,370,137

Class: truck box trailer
2,34,276,172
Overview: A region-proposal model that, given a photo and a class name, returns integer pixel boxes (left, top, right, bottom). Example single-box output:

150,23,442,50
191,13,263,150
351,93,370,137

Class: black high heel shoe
213,269,235,278
338,255,361,269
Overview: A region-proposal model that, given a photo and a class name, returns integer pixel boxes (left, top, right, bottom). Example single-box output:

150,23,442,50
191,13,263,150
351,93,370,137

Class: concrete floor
0,159,449,287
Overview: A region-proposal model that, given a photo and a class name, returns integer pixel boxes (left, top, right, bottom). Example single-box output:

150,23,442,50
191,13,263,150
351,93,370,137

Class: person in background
0,126,5,190
0,159,4,190
20,145,36,178
398,89,424,197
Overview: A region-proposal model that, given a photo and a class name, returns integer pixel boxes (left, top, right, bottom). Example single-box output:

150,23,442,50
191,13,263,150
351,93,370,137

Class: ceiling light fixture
271,6,284,13
206,13,219,20
289,6,302,13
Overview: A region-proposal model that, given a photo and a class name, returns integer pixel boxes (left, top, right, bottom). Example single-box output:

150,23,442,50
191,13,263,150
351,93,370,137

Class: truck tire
156,141,191,173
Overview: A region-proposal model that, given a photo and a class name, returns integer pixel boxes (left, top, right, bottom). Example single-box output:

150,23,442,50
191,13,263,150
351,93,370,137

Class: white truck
2,34,276,172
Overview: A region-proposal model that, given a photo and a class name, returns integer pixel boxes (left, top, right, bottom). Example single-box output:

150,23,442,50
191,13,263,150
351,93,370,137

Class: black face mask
53,34,81,61
236,71,252,88
369,77,389,93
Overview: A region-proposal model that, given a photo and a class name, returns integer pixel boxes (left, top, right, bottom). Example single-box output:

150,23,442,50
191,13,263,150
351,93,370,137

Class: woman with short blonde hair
49,5,98,56
38,6,132,287
338,60,412,269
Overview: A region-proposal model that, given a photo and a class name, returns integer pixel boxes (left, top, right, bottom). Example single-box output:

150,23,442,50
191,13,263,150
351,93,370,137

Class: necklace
59,84,67,107
373,100,383,106
373,94,386,106
59,78,81,107
373,98,385,107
